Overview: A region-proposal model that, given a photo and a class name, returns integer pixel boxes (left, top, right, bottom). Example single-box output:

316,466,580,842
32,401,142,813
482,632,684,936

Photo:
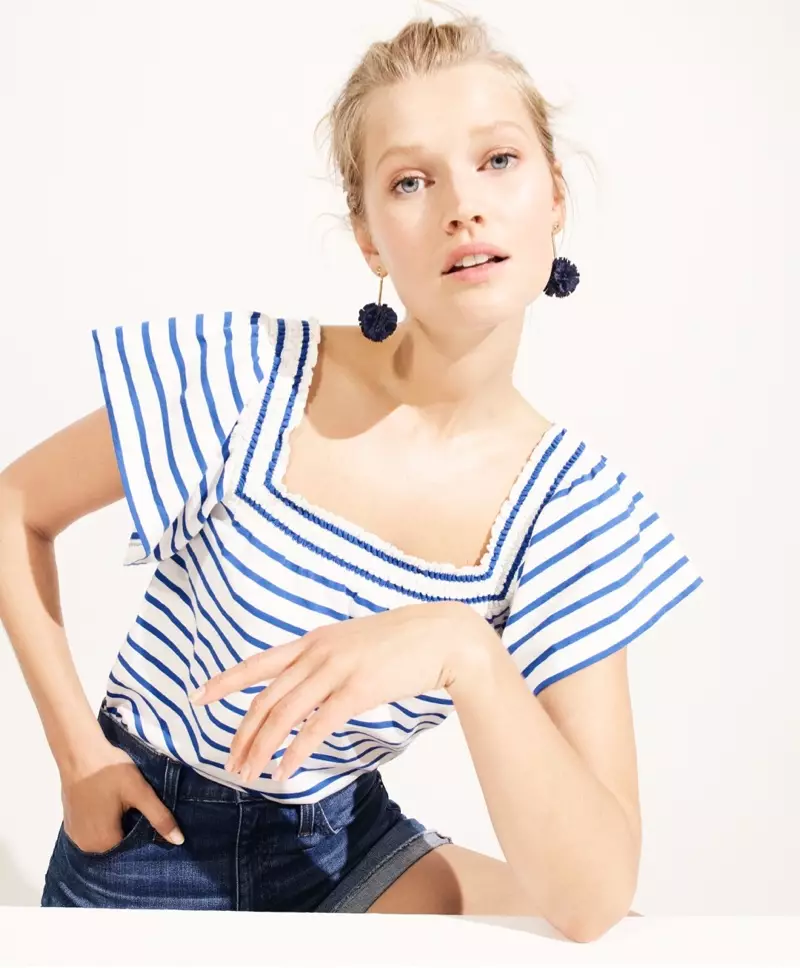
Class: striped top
92,310,705,805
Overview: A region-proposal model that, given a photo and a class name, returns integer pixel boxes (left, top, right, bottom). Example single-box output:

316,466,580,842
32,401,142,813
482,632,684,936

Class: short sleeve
92,309,277,566
500,443,705,696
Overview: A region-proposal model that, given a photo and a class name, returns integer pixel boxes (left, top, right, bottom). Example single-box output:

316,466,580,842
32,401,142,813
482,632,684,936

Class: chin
447,290,524,313
437,302,523,331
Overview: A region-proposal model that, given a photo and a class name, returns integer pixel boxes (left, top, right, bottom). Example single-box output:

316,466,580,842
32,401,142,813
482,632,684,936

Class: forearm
447,623,639,941
0,504,108,776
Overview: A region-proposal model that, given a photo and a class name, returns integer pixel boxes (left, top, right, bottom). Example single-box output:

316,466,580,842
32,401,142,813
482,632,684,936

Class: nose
444,210,484,234
441,178,485,234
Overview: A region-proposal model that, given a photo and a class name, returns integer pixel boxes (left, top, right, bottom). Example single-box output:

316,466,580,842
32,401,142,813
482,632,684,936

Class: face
354,62,565,335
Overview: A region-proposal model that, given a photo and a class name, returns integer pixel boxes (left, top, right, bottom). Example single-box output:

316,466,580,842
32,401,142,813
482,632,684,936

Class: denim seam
149,757,181,845
235,802,243,912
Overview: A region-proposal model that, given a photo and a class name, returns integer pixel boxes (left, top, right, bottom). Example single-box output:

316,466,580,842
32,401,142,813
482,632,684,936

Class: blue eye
488,151,515,170
390,151,520,195
392,175,422,195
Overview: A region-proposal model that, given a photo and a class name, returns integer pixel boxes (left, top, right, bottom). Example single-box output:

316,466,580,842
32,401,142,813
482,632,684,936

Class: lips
442,242,510,273
445,256,509,275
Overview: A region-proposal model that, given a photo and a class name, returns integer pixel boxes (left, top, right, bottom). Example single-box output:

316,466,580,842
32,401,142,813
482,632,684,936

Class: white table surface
1,910,798,967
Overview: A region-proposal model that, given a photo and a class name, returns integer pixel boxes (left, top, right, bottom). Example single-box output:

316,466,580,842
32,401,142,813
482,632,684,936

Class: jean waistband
97,701,376,810
97,702,282,805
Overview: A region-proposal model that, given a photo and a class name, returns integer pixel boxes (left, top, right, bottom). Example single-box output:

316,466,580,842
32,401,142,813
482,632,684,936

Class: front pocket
316,771,384,836
62,808,151,858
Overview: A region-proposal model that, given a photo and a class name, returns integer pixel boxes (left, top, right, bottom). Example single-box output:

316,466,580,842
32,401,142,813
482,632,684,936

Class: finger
132,777,185,845
64,813,125,854
190,639,305,705
246,709,320,780
227,652,319,768
273,694,353,782
239,678,333,782
229,706,318,775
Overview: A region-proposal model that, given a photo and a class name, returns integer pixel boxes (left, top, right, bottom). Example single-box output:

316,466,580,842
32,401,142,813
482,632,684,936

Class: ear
353,216,382,274
551,162,567,232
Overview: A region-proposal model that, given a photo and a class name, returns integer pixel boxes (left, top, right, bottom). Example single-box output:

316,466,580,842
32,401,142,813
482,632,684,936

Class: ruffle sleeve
500,441,705,696
91,309,276,566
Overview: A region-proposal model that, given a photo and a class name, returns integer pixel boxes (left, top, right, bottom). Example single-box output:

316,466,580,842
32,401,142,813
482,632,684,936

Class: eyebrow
374,120,529,172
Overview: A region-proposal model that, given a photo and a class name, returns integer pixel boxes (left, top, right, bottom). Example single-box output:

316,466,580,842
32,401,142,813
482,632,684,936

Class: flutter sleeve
91,308,277,566
500,440,705,696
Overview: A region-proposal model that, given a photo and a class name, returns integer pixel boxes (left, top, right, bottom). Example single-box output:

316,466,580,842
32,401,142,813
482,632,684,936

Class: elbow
558,904,630,944
559,913,620,944
562,831,642,942
555,881,639,944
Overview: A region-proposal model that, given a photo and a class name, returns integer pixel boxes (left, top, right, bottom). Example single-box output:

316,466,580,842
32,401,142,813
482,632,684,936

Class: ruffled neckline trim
266,316,567,585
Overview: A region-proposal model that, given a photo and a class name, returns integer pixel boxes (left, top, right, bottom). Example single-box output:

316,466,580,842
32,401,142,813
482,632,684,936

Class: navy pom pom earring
358,265,398,342
544,222,580,297
358,229,576,341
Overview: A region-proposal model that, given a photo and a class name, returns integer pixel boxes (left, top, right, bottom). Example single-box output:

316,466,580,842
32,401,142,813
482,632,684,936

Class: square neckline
262,316,566,580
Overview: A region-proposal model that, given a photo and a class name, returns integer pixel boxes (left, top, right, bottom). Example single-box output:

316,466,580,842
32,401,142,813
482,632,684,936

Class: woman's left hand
188,600,490,784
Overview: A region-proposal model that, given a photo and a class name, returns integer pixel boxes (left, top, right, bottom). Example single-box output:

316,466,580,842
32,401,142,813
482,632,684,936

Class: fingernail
166,827,185,845
188,685,206,703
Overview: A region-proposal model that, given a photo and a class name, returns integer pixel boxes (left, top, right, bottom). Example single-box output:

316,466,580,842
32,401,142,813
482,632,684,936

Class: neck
368,313,528,439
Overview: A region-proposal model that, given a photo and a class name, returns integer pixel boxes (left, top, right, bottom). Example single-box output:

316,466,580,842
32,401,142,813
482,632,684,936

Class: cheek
501,181,560,285
502,175,550,226
376,210,426,276
510,224,558,299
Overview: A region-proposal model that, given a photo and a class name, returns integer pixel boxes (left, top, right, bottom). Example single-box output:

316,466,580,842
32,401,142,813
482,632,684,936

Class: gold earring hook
376,265,386,305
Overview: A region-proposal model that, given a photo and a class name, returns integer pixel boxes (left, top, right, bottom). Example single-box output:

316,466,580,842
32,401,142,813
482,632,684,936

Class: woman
0,8,702,941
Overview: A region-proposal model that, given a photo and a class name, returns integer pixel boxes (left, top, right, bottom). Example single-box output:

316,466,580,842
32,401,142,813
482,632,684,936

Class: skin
350,60,567,443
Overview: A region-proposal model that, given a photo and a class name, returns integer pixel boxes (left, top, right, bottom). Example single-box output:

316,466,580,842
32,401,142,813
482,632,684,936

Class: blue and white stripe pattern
92,310,705,804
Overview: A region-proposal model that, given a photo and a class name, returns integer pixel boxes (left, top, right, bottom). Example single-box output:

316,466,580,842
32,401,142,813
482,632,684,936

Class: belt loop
161,756,181,814
297,802,315,837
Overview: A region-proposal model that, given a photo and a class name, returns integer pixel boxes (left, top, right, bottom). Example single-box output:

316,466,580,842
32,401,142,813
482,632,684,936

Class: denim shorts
40,705,452,911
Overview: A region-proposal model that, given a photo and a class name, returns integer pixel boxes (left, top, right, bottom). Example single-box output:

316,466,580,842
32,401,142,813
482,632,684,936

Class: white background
0,0,796,918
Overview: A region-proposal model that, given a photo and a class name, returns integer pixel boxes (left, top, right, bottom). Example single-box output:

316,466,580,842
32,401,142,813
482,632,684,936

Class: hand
189,600,490,784
60,740,184,852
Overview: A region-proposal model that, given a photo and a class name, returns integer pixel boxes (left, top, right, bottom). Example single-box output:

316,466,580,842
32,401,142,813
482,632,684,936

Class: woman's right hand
60,740,184,852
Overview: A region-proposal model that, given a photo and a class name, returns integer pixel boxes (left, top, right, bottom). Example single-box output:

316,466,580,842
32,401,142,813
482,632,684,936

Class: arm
0,406,125,777
447,608,641,943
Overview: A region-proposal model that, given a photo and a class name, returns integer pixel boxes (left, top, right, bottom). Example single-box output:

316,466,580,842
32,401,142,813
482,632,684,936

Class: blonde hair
315,1,589,237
